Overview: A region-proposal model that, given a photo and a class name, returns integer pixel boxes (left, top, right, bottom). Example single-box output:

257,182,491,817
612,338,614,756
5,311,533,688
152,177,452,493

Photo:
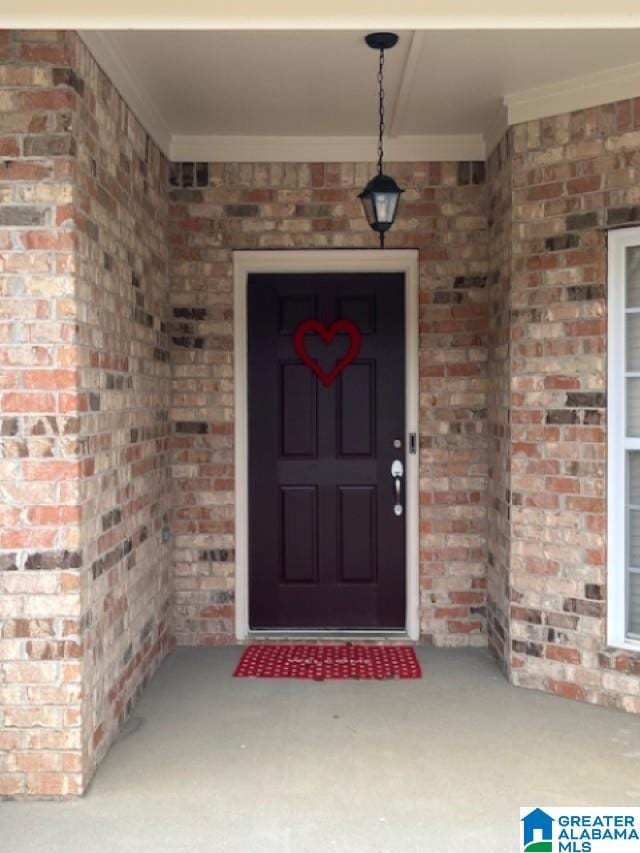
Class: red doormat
233,644,421,680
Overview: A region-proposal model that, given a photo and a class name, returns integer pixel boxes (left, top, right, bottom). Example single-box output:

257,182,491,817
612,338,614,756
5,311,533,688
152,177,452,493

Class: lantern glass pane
373,191,399,224
360,193,375,225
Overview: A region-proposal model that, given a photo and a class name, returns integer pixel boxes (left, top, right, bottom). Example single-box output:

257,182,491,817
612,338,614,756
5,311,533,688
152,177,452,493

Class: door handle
391,459,404,516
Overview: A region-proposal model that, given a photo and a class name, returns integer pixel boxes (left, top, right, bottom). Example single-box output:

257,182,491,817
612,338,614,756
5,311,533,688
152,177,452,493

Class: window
608,227,640,648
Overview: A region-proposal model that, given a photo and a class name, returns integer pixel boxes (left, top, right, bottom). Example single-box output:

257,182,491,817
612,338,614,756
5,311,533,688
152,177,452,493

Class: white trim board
389,31,425,138
9,1,640,28
607,226,640,653
170,134,485,163
233,249,421,642
505,60,640,126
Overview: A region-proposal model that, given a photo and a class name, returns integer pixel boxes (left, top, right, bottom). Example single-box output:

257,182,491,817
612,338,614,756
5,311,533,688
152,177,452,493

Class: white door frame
233,249,420,641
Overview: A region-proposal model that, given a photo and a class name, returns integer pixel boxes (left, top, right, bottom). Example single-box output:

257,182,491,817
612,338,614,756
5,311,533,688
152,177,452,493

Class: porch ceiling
80,28,640,161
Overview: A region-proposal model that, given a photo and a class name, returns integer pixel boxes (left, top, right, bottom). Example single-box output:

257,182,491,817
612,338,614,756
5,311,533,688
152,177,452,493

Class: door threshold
247,629,413,642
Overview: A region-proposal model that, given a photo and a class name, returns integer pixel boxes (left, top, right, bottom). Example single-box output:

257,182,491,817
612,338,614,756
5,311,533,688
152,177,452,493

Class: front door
248,272,406,629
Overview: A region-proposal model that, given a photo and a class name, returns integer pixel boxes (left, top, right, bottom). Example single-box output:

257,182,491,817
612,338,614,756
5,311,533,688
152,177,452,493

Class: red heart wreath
293,320,362,388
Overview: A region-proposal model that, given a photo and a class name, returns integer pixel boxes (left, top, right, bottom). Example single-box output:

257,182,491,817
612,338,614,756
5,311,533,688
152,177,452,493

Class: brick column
496,101,640,711
0,29,83,798
71,35,172,780
0,30,173,799
486,133,512,670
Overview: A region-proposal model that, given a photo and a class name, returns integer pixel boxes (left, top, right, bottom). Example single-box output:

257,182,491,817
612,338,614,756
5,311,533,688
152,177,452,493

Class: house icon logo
521,808,554,852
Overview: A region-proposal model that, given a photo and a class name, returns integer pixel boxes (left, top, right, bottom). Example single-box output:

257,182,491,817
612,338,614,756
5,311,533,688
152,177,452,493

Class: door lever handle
391,460,404,478
391,459,404,516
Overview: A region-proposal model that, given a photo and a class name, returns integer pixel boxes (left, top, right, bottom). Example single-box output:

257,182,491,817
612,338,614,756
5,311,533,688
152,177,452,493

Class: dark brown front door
248,272,405,629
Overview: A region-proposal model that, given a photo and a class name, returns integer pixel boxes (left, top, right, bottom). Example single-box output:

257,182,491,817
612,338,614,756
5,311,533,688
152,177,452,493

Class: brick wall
168,160,489,647
8,26,640,801
0,30,84,798
0,30,172,798
486,133,512,671
70,35,173,780
500,100,640,710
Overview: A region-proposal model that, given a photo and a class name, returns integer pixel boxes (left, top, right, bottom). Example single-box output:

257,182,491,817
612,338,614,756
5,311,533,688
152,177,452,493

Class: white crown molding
78,31,172,155
170,134,485,163
505,60,640,126
6,1,640,28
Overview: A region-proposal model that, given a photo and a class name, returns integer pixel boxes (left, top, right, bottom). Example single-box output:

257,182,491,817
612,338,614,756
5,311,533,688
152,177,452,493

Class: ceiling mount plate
364,32,399,51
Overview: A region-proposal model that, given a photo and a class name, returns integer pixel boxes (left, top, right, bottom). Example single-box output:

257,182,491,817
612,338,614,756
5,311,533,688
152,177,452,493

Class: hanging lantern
358,32,404,248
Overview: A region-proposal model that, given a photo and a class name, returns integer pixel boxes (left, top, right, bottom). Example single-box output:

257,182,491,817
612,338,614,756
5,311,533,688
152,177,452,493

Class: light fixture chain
359,33,402,250
377,47,385,175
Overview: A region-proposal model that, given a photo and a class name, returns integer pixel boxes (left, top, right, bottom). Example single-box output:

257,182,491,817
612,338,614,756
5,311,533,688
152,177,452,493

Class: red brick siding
168,160,489,647
70,35,173,782
7,27,640,802
507,101,640,711
486,132,512,670
0,29,83,799
0,30,173,799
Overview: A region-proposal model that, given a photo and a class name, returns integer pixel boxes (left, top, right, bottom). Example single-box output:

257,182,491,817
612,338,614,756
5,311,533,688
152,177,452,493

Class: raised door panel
280,486,318,583
338,486,377,583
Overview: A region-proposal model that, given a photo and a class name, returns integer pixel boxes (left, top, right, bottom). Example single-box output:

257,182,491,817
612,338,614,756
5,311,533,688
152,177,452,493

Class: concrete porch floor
3,647,640,852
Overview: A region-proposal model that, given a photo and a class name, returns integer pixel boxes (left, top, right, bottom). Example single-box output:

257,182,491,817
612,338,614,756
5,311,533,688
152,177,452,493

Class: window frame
608,225,640,650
